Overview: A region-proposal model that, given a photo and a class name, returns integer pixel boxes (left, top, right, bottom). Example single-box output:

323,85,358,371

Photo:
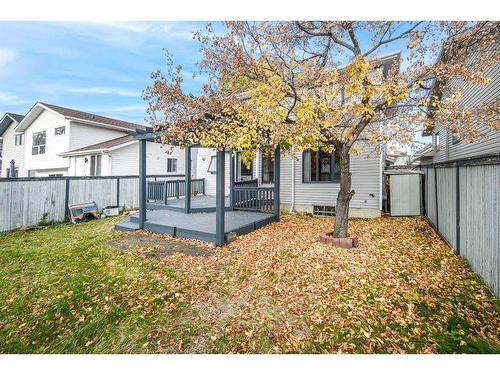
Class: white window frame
167,158,177,173
32,131,46,155
90,155,102,176
14,134,23,146
434,131,441,151
55,126,66,136
207,155,216,174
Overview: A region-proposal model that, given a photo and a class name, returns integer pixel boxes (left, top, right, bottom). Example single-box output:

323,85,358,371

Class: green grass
0,215,498,353
0,218,194,353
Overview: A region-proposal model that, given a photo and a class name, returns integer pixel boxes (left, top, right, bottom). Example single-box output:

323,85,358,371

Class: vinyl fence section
423,155,500,297
0,174,184,232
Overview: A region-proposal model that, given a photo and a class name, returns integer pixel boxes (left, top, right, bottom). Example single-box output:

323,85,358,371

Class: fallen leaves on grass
0,215,498,354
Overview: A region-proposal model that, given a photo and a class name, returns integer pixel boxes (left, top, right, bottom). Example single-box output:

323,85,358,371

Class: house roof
15,102,147,133
59,134,136,156
0,112,25,137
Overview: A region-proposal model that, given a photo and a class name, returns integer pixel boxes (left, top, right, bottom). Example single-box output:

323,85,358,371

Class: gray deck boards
117,194,278,244
164,195,230,209
134,209,275,234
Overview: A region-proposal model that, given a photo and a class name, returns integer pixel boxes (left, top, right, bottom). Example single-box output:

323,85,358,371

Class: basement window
313,205,336,217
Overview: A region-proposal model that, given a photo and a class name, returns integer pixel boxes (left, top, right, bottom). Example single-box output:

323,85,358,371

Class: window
452,132,461,145
167,158,177,173
261,154,274,184
303,150,340,182
55,126,65,136
434,131,440,151
90,155,101,176
313,205,336,216
32,131,46,155
207,155,217,174
239,160,253,181
15,134,23,146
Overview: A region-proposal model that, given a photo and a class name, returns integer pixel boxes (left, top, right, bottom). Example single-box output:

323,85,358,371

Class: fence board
0,175,176,232
424,163,499,297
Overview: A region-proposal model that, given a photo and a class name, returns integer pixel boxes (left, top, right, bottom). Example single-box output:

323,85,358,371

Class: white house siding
195,148,230,195
23,109,70,175
1,119,26,177
432,42,500,163
67,154,112,176
110,142,186,176
69,121,127,151
280,143,382,217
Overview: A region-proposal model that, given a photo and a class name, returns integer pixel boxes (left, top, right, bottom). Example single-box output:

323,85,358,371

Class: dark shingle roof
0,113,24,137
40,102,146,132
65,134,135,154
6,113,25,123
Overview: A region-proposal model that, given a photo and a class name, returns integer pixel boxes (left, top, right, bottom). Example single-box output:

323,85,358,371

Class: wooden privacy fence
422,155,500,297
0,174,184,232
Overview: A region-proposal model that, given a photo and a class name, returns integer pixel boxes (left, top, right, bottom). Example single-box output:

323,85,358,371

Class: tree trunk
333,147,354,238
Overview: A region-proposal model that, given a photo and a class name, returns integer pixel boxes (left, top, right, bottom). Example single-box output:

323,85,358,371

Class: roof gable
0,113,24,137
15,102,147,133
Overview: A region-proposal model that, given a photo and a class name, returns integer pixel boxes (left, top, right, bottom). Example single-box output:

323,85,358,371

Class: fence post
164,181,168,205
116,177,120,207
274,146,280,219
215,150,225,246
230,152,235,210
138,139,147,229
455,165,460,255
434,167,439,230
175,180,180,199
185,145,191,214
64,178,70,221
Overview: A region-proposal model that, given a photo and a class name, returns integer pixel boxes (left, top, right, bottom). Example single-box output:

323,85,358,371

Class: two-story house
424,41,500,163
1,102,187,177
0,112,25,177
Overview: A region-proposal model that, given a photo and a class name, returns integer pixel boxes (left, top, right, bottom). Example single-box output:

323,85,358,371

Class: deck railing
147,178,205,204
233,186,275,213
234,178,258,188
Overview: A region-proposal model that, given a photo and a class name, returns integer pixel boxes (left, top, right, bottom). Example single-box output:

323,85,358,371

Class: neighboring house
1,102,186,177
0,112,26,177
425,41,500,163
412,144,434,165
385,151,411,167
59,135,186,176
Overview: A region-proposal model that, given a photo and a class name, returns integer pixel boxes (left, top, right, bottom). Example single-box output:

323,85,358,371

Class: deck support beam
229,151,235,210
138,139,147,229
185,145,191,214
274,146,280,219
215,150,226,246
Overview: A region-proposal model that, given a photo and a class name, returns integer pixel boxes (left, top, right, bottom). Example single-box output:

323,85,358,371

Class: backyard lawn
0,214,499,353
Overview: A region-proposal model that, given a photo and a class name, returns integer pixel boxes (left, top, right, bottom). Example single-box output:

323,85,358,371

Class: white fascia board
107,140,138,152
59,149,109,158
66,118,139,133
14,102,66,132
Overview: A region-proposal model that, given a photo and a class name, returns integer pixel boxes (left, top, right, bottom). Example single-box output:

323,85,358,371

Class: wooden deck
147,195,230,212
115,208,277,244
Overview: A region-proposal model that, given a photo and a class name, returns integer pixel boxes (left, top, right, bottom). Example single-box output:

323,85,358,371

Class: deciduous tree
144,21,499,238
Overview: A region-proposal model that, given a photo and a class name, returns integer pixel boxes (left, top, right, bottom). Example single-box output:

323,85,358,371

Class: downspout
290,144,296,213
